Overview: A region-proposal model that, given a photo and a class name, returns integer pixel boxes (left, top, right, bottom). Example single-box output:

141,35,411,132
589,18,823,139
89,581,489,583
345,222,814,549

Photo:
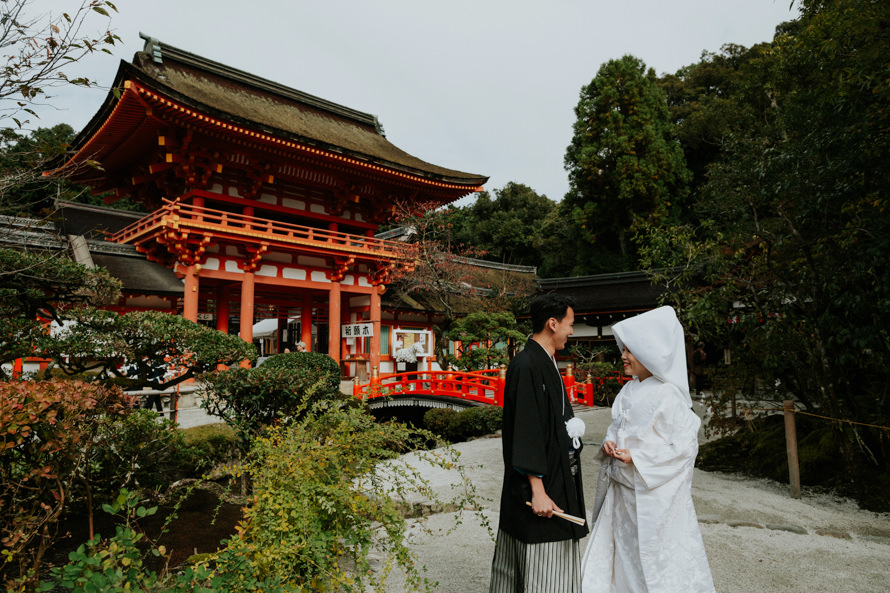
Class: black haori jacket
497,339,588,543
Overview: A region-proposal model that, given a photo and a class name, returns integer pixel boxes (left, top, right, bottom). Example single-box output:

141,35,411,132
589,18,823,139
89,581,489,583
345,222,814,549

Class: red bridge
352,367,632,412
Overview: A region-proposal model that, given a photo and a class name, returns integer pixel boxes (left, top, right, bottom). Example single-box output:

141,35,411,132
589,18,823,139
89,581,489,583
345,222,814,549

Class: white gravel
378,405,890,593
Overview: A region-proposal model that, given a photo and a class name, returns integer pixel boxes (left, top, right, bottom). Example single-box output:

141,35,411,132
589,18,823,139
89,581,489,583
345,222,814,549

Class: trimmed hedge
260,351,341,393
423,405,502,443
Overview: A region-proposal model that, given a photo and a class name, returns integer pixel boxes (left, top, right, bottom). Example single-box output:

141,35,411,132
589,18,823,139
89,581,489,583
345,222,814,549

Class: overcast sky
35,0,799,206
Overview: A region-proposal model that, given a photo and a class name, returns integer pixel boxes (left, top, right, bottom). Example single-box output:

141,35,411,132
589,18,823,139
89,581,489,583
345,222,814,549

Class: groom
489,293,588,593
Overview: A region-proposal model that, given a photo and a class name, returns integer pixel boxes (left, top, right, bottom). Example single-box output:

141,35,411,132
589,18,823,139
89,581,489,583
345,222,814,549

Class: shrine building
49,34,487,376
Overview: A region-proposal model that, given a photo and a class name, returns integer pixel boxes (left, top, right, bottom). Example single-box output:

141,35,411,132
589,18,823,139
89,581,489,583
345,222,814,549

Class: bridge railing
353,368,506,406
353,364,634,408
567,365,634,406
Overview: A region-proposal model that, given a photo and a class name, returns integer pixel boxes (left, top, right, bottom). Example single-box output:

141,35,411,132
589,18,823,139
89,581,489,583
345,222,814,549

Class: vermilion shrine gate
51,35,487,375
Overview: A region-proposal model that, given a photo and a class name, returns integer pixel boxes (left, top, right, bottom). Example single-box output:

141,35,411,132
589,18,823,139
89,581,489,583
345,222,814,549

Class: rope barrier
792,409,890,432
732,406,890,432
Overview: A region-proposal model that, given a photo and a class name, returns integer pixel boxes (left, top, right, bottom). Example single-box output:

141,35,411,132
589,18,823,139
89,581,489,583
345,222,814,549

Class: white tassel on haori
565,417,585,449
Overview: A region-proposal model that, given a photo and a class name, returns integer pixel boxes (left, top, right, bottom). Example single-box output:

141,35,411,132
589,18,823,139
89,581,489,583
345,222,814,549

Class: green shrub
423,408,458,438
456,406,503,439
198,360,347,451
260,351,341,393
180,423,239,474
89,409,190,502
206,401,475,592
424,405,502,443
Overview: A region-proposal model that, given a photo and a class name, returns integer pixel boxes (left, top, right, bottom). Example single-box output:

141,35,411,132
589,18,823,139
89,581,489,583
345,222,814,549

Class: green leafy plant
198,366,334,451
205,400,482,592
0,248,120,376
422,408,458,440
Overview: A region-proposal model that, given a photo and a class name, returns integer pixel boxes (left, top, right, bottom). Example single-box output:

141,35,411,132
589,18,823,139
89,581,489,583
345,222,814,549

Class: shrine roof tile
78,35,487,187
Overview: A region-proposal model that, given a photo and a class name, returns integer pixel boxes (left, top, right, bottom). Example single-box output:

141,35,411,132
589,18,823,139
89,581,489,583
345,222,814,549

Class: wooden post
183,264,200,322
353,375,361,399
328,283,341,363
496,364,507,406
370,365,379,398
216,286,230,334
585,373,594,407
564,363,575,402
370,287,381,371
301,294,312,349
238,272,255,368
783,400,801,499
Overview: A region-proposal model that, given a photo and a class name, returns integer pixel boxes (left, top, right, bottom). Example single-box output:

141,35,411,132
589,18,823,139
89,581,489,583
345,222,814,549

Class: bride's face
621,348,652,381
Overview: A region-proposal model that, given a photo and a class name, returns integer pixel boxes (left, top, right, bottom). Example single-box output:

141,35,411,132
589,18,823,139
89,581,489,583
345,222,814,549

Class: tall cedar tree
640,0,890,502
564,55,691,274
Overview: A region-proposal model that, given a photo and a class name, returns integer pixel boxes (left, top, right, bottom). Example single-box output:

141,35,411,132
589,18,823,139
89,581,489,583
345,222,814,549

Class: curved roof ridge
138,32,384,134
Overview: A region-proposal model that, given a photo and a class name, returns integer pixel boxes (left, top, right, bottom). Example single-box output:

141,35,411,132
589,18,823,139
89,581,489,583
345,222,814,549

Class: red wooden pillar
240,272,255,342
215,286,231,371
340,298,349,361
370,287,381,370
216,286,230,334
301,294,312,349
328,283,341,362
193,195,204,221
183,264,199,322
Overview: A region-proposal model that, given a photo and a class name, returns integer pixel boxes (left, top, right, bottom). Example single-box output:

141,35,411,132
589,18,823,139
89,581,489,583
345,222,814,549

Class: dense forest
444,0,890,504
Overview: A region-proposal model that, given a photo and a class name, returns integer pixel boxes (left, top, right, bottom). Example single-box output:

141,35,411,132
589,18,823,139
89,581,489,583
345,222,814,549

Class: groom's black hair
530,293,576,334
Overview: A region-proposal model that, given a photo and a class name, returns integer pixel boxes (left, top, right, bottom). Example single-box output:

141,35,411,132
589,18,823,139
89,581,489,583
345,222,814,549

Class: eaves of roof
70,35,488,191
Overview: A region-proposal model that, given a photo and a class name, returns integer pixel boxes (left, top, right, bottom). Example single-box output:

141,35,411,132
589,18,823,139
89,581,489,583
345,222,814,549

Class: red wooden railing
354,369,506,406
109,198,409,261
353,365,634,408
567,370,634,406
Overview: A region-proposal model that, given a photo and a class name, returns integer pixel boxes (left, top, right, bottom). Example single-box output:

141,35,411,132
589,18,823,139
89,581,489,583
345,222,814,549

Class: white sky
33,0,799,206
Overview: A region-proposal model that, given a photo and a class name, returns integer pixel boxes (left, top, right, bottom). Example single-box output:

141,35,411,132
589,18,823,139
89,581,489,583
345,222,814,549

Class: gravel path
378,405,890,593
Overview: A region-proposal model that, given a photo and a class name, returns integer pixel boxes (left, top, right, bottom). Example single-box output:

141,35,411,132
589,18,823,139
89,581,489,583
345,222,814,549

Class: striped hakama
489,528,581,593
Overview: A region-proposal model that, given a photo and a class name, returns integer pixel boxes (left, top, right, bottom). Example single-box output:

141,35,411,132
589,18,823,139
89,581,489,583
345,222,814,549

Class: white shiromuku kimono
581,307,715,593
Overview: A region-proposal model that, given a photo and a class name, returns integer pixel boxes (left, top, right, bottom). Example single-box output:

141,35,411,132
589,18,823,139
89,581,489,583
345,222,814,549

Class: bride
581,306,715,593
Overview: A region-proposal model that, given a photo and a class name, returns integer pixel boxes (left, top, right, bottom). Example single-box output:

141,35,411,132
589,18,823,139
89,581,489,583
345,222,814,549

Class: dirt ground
380,405,890,593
